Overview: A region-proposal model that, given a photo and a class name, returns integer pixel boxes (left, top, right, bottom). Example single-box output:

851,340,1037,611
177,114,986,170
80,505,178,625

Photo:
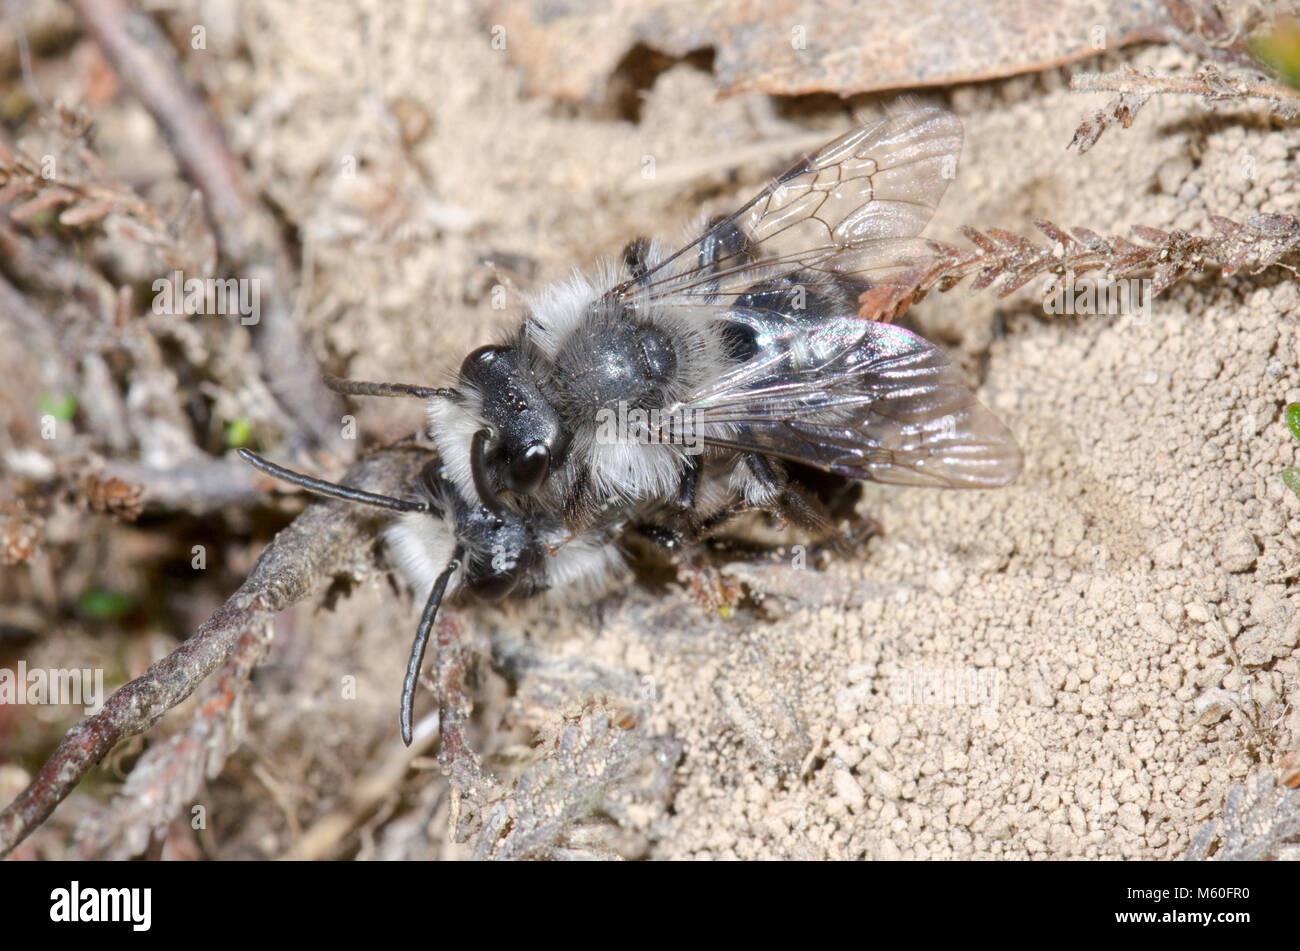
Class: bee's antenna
401,545,464,746
237,448,430,513
323,374,455,401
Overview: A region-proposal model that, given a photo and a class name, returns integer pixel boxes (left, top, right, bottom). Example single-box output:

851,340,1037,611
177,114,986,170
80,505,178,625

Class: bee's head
405,462,542,603
457,344,567,511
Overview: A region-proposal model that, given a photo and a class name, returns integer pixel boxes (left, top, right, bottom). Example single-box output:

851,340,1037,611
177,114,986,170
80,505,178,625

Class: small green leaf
1252,17,1300,89
1287,403,1300,443
77,588,135,620
1284,469,1300,500
26,208,57,229
38,392,77,421
224,417,252,448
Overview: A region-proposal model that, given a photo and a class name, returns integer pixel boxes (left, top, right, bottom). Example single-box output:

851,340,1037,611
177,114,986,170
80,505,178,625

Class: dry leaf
489,0,1167,100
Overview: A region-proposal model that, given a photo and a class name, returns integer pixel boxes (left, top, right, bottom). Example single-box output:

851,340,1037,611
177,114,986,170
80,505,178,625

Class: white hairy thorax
426,243,760,521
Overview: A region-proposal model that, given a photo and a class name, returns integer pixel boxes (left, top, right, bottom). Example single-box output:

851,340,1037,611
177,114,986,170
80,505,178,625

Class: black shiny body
416,460,547,602
549,310,678,413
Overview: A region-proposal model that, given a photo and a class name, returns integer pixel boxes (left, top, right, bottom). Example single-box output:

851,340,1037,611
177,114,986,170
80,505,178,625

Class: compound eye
505,443,549,495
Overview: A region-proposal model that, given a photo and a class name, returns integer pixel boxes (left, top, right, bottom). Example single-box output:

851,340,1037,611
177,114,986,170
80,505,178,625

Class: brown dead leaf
489,0,1167,100
10,187,77,222
59,199,117,228
0,503,44,566
83,475,145,522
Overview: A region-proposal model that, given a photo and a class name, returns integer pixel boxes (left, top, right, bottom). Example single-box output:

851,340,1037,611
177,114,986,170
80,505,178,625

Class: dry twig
75,623,273,858
1069,64,1300,152
101,456,267,516
0,446,431,857
70,0,342,448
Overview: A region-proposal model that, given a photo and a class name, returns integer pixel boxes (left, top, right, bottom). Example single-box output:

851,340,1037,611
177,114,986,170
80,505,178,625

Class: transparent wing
619,106,963,309
659,318,1022,489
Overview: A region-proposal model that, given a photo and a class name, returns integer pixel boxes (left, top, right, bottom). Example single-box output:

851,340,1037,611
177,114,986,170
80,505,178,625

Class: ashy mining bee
243,105,1024,742
323,106,1022,533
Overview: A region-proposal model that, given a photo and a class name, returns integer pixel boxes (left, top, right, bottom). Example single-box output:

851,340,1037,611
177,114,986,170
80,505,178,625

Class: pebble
1214,528,1259,573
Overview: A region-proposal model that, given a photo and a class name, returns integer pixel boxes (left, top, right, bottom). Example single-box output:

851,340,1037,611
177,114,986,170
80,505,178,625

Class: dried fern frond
0,104,214,274
472,700,650,861
1185,770,1300,860
903,214,1300,307
1069,63,1300,152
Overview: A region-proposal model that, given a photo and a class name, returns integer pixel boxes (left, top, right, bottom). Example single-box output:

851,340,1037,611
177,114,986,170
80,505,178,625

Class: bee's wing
616,106,1017,489
662,318,1022,489
619,107,962,307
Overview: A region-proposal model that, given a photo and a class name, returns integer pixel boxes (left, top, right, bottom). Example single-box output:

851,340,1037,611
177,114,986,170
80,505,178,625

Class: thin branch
1069,64,1300,152
75,622,273,858
101,455,265,515
0,445,433,857
70,0,342,449
1072,66,1300,102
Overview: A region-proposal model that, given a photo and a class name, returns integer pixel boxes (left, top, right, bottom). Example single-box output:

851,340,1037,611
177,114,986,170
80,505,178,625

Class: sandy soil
4,1,1299,859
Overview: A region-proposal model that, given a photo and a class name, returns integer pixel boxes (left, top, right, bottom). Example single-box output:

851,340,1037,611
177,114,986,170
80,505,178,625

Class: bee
324,106,1022,533
236,448,625,745
242,105,1025,743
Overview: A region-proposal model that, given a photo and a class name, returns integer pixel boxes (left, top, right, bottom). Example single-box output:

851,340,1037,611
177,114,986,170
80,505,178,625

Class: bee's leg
663,455,705,535
634,521,685,552
562,464,592,525
695,216,754,300
634,458,730,551
622,237,652,282
777,485,832,533
676,455,701,510
636,493,756,549
698,215,751,271
745,453,831,532
631,457,703,545
699,500,758,534
742,452,783,500
632,517,742,612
